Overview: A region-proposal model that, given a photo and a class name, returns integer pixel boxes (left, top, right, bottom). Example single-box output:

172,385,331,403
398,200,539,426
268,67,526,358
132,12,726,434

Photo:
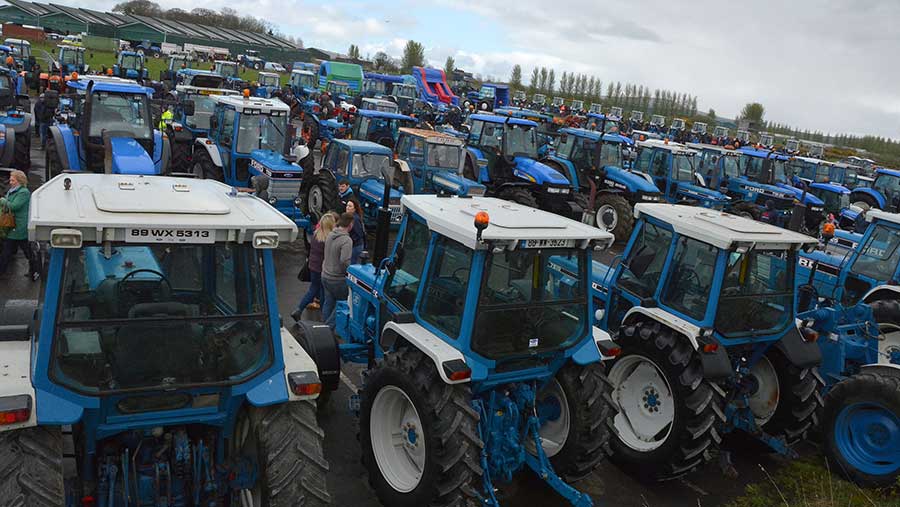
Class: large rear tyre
595,193,633,243
823,370,900,488
44,139,62,184
13,129,30,171
608,320,726,481
869,299,900,363
191,149,224,182
543,361,615,482
302,116,320,151
360,347,483,507
306,171,340,221
169,139,191,175
235,401,332,506
498,186,538,208
758,348,824,446
0,426,64,507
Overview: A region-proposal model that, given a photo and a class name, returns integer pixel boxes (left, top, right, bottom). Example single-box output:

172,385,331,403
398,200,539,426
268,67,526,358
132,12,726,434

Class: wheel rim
596,204,618,232
192,161,204,179
747,356,780,425
370,385,426,493
853,201,871,212
309,185,325,218
526,379,570,458
608,354,675,452
834,402,900,476
877,322,900,364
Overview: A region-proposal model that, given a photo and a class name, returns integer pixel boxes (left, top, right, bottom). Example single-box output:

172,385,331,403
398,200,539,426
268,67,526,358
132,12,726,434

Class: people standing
320,212,354,329
292,212,335,322
0,170,37,280
338,179,354,207
346,198,366,264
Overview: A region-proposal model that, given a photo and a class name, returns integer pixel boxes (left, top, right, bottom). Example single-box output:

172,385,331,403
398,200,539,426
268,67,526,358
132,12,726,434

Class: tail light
0,395,31,425
288,372,322,396
441,360,471,381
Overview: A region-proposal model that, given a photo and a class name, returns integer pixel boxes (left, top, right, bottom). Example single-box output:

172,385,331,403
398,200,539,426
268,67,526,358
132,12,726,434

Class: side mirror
181,100,195,116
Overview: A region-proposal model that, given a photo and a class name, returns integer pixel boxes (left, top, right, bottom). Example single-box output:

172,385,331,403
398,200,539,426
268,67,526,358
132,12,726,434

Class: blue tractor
461,114,583,219
191,93,312,229
158,52,191,89
289,68,319,102
238,49,265,70
576,204,822,480
253,71,281,98
213,60,248,90
462,83,510,112
0,172,332,506
297,193,619,506
631,139,730,209
847,168,900,216
163,84,240,174
542,127,661,241
3,37,39,90
112,50,148,81
45,76,170,181
348,109,417,149
393,127,485,196
0,65,33,171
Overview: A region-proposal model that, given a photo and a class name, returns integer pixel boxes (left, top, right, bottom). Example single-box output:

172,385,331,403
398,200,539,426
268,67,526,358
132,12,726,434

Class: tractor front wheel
823,370,900,487
595,193,633,243
191,149,224,182
361,347,483,507
869,299,900,363
235,401,332,506
608,320,726,481
0,426,64,507
306,171,340,221
169,139,191,175
498,187,538,208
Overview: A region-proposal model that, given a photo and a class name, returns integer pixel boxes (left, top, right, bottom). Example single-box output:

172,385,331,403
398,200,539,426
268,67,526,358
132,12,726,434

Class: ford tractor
689,122,708,143
360,97,399,114
297,193,619,506
543,127,660,241
394,127,485,196
589,103,603,115
578,204,821,480
158,52,191,90
175,68,226,89
532,93,547,110
462,114,583,219
4,37,39,90
712,126,729,145
386,82,419,116
253,71,281,98
758,132,775,148
462,83,509,112
0,66,33,170
736,129,751,145
632,140,730,210
847,168,900,216
213,60,247,90
289,68,319,102
45,76,170,181
667,118,686,142
192,93,311,229
349,109,417,149
112,50,148,82
570,100,585,114
0,172,331,506
238,49,265,70
164,84,240,174
39,45,86,91
785,137,800,154
512,89,527,106
628,110,644,129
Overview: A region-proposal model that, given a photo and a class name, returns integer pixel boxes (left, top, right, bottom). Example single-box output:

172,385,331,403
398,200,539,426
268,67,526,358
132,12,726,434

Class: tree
510,64,522,88
400,40,426,73
740,102,766,128
444,56,455,76
112,0,162,16
547,69,555,94
348,44,360,60
529,67,539,93
373,51,399,73
559,71,568,95
707,108,717,121
539,67,548,92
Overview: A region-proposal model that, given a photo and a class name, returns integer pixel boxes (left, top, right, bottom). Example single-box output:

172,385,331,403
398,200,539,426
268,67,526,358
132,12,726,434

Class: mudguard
431,171,485,196
773,326,821,369
605,166,659,193
194,138,223,167
513,156,570,186
676,182,729,207
0,341,37,432
49,124,77,171
0,126,14,166
381,321,472,384
850,187,886,209
862,285,900,304
0,112,31,133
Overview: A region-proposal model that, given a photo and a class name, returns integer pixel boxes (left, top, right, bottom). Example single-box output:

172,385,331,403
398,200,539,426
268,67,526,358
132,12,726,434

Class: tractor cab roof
398,127,464,146
258,71,279,79
875,168,900,178
866,209,900,227
738,146,791,160
356,109,414,121
290,69,315,76
637,139,697,155
634,204,815,250
401,194,612,251
4,38,28,45
57,44,85,51
685,142,740,156
559,127,629,144
67,76,153,96
213,94,289,114
215,59,237,65
30,174,297,244
119,50,141,57
469,113,537,127
174,84,240,96
332,139,394,155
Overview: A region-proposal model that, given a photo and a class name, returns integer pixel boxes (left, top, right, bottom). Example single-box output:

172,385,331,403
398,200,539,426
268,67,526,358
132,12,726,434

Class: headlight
294,196,302,208
268,196,278,205
547,187,569,194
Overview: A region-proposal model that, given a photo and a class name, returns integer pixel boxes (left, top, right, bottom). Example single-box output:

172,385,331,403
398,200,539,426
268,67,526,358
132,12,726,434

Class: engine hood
513,156,571,186
250,149,302,178
357,178,402,205
604,166,659,193
109,137,156,175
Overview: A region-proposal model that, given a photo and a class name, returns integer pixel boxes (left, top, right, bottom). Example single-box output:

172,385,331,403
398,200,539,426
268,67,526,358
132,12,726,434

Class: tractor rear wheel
498,187,538,208
608,320,726,481
235,401,332,506
303,116,320,151
13,129,30,171
595,193,633,243
169,139,191,175
292,320,341,411
541,361,615,482
758,348,824,447
732,202,761,221
44,139,62,184
191,149,224,182
0,426,64,507
869,299,900,363
823,370,900,487
360,347,483,507
391,163,415,194
306,171,340,221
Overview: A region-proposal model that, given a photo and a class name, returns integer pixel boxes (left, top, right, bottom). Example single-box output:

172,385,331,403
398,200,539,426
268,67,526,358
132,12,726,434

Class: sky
75,0,900,139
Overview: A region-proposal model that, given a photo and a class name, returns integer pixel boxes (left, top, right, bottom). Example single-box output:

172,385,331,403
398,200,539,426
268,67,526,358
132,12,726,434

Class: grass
28,39,288,90
727,459,900,507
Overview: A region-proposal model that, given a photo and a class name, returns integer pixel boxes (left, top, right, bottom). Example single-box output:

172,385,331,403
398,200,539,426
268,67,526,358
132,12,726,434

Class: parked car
265,61,286,73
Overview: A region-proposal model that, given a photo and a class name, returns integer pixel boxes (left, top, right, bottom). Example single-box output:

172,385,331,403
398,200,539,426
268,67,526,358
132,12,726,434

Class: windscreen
259,74,279,87
504,123,538,158
715,249,794,337
53,244,271,394
121,54,141,69
184,93,217,130
88,92,152,140
426,143,461,170
352,152,392,179
62,49,83,65
672,154,695,182
216,63,238,78
873,174,900,203
849,224,900,282
472,248,587,359
236,113,287,154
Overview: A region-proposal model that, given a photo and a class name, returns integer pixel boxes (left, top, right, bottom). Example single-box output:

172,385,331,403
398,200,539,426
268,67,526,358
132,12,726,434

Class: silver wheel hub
526,379,571,458
609,355,675,451
309,185,324,217
879,323,900,364
597,204,618,231
747,356,779,425
370,385,426,493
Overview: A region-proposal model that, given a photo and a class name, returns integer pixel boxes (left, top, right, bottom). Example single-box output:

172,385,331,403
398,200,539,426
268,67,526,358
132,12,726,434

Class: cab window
409,138,425,163
617,222,672,298
220,109,235,146
661,237,716,320
650,151,668,178
419,236,472,339
385,218,431,309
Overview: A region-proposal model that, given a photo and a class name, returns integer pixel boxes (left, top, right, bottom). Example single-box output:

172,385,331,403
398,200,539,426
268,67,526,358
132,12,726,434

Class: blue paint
835,402,900,476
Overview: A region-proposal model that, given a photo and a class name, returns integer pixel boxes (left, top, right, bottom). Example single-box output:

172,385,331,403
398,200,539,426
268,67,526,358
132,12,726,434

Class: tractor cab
589,204,819,480
213,60,245,89
254,71,281,98
713,125,729,142
394,127,484,196
758,132,775,147
629,110,643,127
55,45,86,75
464,83,509,112
649,114,665,130
176,68,225,89
163,85,239,173
360,97,399,114
159,52,191,87
736,129,751,144
4,38,37,88
690,121,708,142
6,172,330,506
633,139,729,209
589,103,603,114
387,82,418,114
849,168,900,214
349,109,417,149
512,89,527,105
531,93,547,109
585,112,622,134
46,76,166,178
608,106,623,120
785,138,800,153
570,99,584,113
667,117,686,140
289,69,318,98
316,139,400,225
325,80,354,103
113,50,148,81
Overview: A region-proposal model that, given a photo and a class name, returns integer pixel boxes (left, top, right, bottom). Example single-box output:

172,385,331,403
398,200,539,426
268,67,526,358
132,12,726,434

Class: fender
570,327,615,365
850,187,885,209
860,363,900,376
194,138,223,167
3,112,32,133
513,156,570,187
277,326,322,402
0,126,14,166
604,166,659,193
543,155,577,187
773,326,821,369
381,321,472,384
0,340,38,432
862,285,900,304
48,124,76,171
622,307,732,379
394,159,411,173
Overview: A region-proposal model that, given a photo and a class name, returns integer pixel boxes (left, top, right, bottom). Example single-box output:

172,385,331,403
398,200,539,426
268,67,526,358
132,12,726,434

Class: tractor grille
270,178,302,201
390,205,402,223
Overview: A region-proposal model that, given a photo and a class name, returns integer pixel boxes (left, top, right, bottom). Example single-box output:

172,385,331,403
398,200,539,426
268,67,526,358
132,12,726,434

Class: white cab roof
291,69,315,76
867,209,900,227
634,204,815,250
637,139,697,155
685,142,740,156
215,94,289,113
258,71,279,78
30,174,297,243
401,195,613,250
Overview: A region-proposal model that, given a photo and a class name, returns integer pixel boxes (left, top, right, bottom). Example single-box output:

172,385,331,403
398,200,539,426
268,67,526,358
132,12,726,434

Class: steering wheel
452,267,470,283
676,270,703,295
119,269,172,295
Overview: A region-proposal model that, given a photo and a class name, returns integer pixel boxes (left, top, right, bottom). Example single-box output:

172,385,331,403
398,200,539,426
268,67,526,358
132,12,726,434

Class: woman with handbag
291,212,336,322
0,170,38,280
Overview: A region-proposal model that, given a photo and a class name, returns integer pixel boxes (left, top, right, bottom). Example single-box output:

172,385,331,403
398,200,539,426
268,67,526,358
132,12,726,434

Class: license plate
521,238,576,249
126,228,215,244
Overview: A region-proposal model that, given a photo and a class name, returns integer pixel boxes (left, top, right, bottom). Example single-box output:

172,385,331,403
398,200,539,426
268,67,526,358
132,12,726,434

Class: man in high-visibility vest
158,106,174,130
